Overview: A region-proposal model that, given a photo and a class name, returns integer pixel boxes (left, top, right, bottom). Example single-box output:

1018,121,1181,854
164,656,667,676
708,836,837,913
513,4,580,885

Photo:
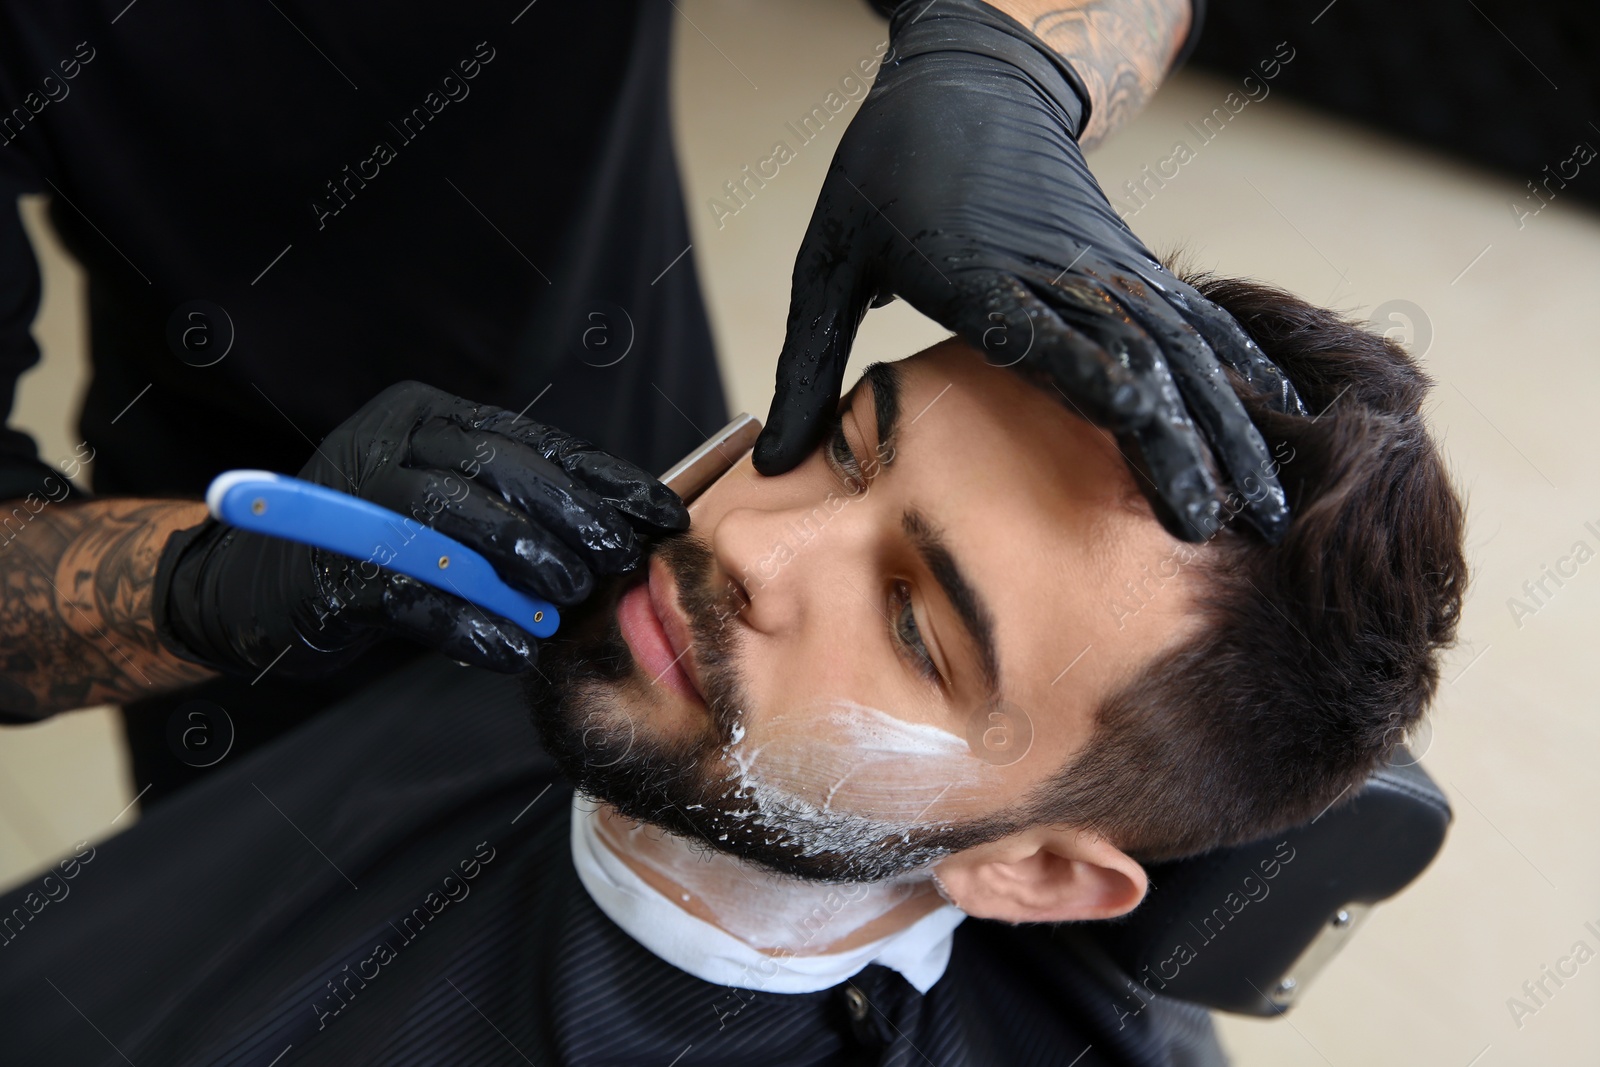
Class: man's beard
521,532,1025,884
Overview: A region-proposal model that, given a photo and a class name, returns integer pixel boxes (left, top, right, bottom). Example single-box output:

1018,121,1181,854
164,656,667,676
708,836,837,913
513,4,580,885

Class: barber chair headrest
1064,746,1450,1016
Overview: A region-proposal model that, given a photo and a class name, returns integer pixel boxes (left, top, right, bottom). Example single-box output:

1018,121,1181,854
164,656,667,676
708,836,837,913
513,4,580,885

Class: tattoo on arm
0,499,216,719
985,0,1191,150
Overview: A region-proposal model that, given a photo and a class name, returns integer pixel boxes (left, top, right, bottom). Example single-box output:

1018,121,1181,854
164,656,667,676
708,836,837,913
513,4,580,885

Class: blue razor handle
205,470,560,638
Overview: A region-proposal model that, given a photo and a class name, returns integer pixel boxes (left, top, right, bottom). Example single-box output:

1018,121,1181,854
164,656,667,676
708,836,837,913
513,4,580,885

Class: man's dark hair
1025,272,1469,864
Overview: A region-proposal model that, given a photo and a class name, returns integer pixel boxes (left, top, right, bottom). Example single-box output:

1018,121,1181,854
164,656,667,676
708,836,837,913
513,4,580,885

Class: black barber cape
0,654,1223,1066
0,1,727,791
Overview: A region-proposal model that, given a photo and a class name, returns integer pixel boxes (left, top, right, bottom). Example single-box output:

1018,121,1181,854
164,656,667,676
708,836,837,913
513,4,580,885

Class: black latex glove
754,0,1307,543
152,381,688,679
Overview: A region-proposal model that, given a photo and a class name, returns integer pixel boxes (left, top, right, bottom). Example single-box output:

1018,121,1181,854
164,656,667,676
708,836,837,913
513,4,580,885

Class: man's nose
710,495,872,636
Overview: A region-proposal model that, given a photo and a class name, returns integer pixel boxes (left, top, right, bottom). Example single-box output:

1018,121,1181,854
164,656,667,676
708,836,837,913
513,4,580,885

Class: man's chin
520,570,619,733
519,566,713,807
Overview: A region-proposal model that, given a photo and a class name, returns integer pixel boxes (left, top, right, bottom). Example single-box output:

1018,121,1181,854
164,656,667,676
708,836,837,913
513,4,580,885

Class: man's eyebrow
902,507,1001,702
857,361,901,466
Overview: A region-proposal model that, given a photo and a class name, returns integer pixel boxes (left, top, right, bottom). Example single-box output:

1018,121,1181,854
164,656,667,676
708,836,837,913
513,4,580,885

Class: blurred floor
4,1,1598,1063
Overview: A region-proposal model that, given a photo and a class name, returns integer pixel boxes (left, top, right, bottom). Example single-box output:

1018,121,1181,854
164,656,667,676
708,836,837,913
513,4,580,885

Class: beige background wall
3,2,1596,1063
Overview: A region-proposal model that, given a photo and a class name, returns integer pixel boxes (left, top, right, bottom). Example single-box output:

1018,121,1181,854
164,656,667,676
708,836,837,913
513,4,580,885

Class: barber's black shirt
0,1,728,784
0,653,1222,1066
0,0,724,496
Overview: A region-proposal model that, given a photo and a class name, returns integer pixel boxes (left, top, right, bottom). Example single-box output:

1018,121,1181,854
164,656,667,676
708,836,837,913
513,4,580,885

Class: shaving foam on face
698,699,1009,905
730,700,1002,823
706,700,1010,873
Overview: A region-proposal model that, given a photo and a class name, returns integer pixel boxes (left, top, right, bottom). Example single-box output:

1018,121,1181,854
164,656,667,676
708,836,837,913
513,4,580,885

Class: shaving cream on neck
572,793,969,994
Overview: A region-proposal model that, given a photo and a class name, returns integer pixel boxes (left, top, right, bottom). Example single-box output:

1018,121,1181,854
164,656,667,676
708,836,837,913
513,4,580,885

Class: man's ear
933,825,1147,924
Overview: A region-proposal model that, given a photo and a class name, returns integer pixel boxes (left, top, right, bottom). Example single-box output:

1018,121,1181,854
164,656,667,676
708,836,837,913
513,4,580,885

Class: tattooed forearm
0,498,217,720
985,0,1191,150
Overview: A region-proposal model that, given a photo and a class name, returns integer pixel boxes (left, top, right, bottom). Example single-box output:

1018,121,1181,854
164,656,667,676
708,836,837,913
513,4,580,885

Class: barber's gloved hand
755,0,1307,543
152,381,688,679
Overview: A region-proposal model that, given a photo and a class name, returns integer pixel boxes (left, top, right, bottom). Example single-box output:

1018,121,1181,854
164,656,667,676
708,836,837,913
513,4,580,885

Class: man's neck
592,801,946,956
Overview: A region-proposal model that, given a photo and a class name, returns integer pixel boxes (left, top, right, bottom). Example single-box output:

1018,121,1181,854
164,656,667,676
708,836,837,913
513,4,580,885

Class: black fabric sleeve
0,150,89,504
865,0,1208,75
0,1,92,505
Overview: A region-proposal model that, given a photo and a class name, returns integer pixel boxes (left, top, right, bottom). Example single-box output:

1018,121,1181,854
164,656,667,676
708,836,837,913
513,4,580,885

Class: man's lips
616,555,707,707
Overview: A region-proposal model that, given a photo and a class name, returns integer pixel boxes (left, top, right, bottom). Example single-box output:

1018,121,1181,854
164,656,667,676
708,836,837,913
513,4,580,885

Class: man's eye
891,579,941,686
827,412,867,492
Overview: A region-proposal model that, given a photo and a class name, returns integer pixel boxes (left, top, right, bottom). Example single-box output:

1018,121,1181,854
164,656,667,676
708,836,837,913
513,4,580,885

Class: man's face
525,339,1200,883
